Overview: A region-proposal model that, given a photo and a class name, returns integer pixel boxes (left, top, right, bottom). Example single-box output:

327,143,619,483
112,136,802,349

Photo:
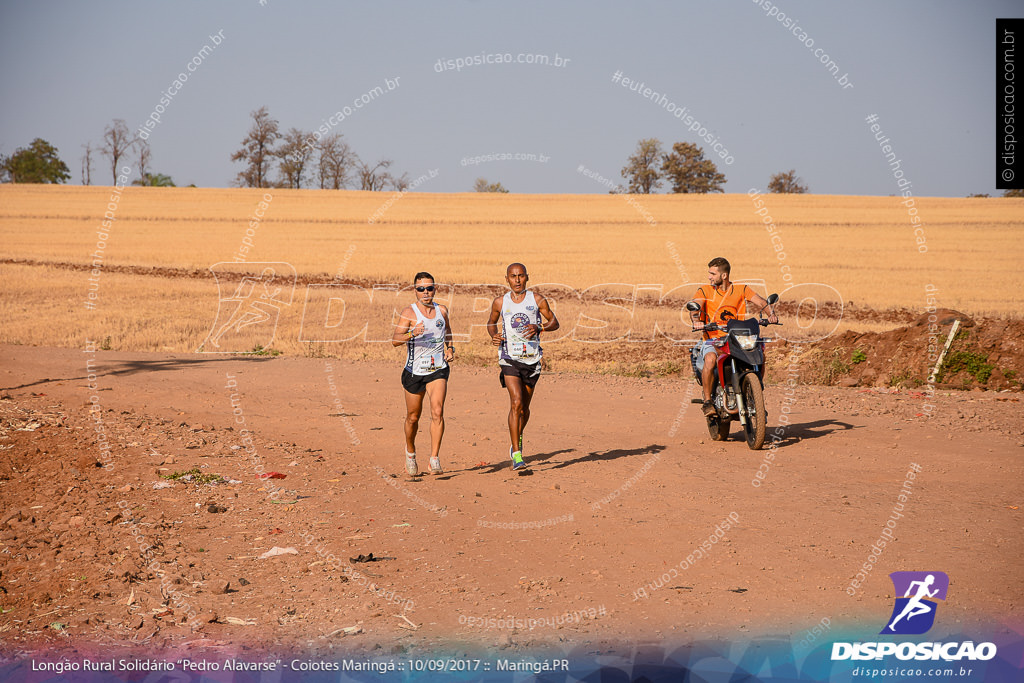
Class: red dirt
798,309,1024,391
0,344,1021,659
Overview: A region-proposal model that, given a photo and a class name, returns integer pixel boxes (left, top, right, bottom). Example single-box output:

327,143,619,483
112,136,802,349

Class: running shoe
429,456,443,475
510,448,526,471
405,451,418,476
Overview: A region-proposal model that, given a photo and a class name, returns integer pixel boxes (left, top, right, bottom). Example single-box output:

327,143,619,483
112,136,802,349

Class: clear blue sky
1,0,1016,195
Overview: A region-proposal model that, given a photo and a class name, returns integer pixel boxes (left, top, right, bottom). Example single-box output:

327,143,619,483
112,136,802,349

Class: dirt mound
774,309,1024,391
772,300,919,325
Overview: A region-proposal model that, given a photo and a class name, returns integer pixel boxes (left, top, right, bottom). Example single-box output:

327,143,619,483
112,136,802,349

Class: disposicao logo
881,571,948,635
831,571,998,663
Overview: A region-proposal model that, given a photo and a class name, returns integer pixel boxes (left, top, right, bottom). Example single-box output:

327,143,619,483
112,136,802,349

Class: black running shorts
498,358,541,388
401,366,449,394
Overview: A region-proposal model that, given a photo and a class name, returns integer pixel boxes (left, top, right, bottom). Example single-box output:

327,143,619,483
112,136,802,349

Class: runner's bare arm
391,306,424,347
440,305,455,362
534,293,559,335
486,296,504,346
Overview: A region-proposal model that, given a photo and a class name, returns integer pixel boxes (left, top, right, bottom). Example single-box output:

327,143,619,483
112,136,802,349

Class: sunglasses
415,285,436,292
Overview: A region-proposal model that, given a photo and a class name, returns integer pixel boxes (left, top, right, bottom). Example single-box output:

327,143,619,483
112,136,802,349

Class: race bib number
506,312,537,359
509,336,535,359
414,348,442,373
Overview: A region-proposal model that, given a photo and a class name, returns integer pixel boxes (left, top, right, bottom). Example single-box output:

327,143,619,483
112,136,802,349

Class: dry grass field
1,185,1021,370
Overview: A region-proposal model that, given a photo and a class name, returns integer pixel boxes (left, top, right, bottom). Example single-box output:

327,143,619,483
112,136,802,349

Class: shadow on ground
3,356,276,391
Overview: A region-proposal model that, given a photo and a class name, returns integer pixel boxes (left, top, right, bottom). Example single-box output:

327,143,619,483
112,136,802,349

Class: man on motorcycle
689,257,778,417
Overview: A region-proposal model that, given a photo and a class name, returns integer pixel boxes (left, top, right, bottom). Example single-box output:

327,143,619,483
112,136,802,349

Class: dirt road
0,344,1021,657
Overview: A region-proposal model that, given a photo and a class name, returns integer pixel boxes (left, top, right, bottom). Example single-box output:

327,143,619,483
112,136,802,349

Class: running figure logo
199,262,297,353
881,571,949,635
508,312,531,333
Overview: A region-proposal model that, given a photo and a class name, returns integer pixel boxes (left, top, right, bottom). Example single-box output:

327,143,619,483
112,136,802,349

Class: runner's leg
425,379,447,460
504,374,526,451
404,388,425,454
520,382,535,449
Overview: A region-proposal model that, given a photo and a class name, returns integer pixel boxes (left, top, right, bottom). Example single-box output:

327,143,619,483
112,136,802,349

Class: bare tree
389,172,411,191
767,169,808,194
81,142,94,185
231,106,282,188
135,139,152,183
316,133,355,189
276,128,314,189
101,119,134,183
356,158,393,191
621,138,663,194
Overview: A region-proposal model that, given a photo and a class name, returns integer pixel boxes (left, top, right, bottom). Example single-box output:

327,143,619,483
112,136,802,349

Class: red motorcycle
686,294,780,450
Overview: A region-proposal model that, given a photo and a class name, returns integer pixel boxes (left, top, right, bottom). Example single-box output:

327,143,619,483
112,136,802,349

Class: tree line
0,120,178,186
4,125,1024,197
231,106,412,191
82,119,177,186
618,137,811,195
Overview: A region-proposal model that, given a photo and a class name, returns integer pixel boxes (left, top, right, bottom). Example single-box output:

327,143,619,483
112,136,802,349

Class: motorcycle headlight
734,334,758,351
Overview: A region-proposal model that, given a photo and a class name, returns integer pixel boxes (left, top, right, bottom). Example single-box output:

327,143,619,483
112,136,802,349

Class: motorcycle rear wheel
741,373,767,450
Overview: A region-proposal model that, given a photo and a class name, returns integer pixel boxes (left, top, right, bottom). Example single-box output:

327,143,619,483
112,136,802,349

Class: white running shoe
405,451,418,476
429,456,443,475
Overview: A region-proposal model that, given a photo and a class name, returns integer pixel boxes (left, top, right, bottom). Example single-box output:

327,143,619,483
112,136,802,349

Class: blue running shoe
511,449,526,471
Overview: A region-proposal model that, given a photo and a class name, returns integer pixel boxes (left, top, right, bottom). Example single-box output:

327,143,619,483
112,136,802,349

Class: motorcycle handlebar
691,320,782,333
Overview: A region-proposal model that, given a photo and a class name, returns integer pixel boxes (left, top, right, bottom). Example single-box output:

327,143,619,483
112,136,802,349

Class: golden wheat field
1,185,1021,370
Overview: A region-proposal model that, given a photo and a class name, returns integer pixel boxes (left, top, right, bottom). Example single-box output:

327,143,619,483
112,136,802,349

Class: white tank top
500,291,542,365
405,304,446,375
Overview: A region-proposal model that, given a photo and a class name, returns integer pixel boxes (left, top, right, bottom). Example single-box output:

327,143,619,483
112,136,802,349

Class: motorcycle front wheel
741,373,767,450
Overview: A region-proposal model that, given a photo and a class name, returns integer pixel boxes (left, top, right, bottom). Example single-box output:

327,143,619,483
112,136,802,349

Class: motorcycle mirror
685,301,701,312
767,293,779,305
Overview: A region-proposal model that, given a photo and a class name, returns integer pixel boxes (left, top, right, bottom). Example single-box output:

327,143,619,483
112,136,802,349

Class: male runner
392,272,454,476
486,263,559,470
689,257,777,417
